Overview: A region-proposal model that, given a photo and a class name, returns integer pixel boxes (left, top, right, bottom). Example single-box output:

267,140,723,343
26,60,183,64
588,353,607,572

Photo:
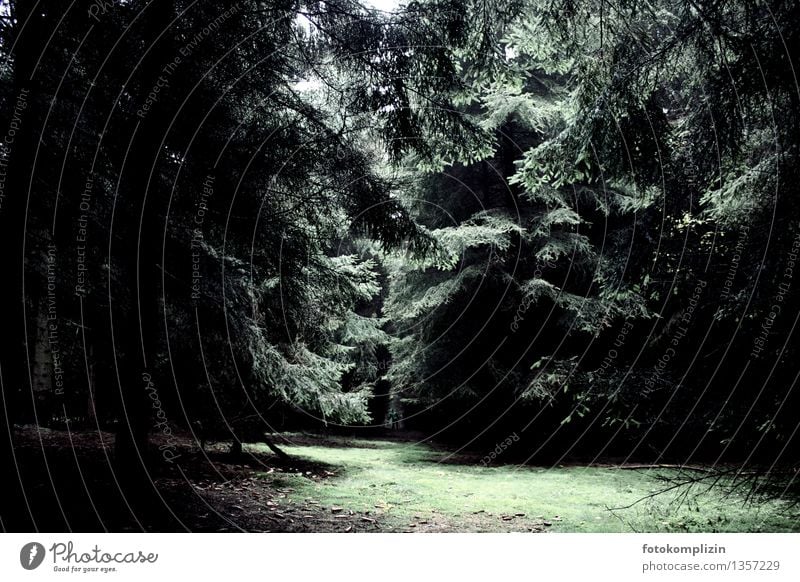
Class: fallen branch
616,464,714,472
606,467,741,511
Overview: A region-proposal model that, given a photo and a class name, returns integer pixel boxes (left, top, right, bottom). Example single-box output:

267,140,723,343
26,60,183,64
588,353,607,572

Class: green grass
251,438,798,532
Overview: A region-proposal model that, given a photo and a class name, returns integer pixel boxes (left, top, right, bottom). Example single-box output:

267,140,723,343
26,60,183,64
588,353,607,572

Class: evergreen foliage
0,0,798,495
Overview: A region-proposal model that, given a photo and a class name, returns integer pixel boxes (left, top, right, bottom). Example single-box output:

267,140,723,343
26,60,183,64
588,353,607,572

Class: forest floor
7,427,799,532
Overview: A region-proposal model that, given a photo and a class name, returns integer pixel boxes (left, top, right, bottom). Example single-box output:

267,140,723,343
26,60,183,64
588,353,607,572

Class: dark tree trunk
112,1,177,504
228,433,289,461
262,433,290,461
229,437,243,458
0,0,47,531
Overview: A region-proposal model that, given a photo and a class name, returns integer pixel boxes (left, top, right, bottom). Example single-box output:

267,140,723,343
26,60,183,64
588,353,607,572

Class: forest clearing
13,427,798,533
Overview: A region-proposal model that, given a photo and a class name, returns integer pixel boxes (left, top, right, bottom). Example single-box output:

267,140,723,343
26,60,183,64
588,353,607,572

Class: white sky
297,0,400,33
363,0,401,12
293,0,401,92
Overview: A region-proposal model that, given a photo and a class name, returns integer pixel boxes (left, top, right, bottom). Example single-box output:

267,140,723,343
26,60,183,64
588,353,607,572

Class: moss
249,438,798,533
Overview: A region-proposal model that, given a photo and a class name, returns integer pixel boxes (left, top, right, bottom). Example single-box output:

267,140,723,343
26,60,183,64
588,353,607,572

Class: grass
248,437,799,533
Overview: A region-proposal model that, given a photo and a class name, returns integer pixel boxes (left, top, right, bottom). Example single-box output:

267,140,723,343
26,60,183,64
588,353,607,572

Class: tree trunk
262,433,290,461
112,0,177,483
229,437,243,458
86,343,96,423
0,0,48,531
32,295,54,423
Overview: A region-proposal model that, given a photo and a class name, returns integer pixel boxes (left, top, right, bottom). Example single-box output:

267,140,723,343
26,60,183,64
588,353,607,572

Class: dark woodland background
1,0,799,531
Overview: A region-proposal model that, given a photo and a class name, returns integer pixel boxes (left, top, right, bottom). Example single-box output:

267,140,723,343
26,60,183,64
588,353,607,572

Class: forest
0,0,799,533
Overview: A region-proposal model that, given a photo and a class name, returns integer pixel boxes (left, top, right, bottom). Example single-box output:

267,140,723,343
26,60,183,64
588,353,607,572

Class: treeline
0,0,495,526
382,0,800,471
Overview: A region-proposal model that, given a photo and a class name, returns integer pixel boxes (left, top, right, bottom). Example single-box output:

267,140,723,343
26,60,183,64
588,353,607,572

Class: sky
362,0,401,12
293,0,401,93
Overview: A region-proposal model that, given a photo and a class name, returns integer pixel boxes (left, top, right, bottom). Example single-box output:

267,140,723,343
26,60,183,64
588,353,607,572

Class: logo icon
20,542,46,570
